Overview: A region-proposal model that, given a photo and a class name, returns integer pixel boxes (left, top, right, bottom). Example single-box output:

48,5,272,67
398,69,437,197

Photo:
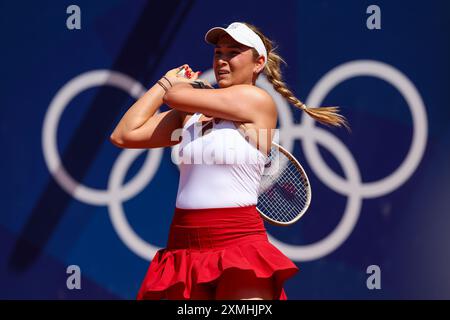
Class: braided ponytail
242,22,350,131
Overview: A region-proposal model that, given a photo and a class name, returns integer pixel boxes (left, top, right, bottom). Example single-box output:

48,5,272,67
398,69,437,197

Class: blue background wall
1,0,449,299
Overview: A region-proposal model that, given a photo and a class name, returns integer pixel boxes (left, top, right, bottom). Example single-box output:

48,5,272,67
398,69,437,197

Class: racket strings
257,147,310,224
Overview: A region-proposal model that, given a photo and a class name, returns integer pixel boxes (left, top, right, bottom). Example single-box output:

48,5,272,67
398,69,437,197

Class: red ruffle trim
137,239,299,300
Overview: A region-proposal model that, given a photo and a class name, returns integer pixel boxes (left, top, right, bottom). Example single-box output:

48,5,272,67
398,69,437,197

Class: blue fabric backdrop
1,0,449,299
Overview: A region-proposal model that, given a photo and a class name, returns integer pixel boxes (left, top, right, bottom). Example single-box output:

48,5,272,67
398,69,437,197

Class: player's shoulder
230,84,275,107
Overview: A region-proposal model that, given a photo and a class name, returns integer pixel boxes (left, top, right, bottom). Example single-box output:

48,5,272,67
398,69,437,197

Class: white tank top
175,112,268,209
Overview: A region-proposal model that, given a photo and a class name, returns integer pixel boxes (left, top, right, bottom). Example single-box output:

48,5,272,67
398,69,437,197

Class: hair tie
157,80,168,92
162,76,173,87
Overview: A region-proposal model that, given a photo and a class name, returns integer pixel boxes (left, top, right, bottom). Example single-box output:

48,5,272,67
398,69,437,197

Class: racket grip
177,67,214,89
177,67,195,79
177,68,187,77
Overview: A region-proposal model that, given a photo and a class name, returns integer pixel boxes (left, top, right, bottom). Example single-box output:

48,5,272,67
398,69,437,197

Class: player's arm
162,83,276,124
109,82,186,149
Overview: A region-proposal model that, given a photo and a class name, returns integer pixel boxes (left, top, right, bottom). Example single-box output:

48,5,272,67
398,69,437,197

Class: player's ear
254,56,265,74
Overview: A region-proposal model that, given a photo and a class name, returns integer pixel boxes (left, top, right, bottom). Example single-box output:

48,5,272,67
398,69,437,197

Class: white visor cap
204,22,267,67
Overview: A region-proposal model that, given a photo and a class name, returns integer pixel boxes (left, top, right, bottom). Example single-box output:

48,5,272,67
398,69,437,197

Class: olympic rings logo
43,60,427,262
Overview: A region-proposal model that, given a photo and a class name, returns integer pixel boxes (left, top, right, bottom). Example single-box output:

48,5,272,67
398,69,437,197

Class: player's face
213,34,258,88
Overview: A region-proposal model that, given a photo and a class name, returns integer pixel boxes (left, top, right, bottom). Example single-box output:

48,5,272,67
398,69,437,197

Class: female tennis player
110,22,348,300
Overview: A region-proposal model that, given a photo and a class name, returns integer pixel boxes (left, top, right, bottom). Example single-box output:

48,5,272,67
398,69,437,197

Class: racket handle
177,67,213,89
177,68,187,77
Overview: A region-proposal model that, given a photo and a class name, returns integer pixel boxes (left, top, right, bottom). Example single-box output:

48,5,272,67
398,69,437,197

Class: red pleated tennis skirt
136,205,299,300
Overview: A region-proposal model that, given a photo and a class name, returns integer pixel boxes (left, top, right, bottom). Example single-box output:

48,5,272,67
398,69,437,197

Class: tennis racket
177,67,312,225
176,67,214,89
256,142,312,226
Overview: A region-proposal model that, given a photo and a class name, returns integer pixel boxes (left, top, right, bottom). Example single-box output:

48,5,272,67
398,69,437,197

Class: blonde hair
242,22,350,131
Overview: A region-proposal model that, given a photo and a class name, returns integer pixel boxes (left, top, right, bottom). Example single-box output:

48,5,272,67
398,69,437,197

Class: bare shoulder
231,85,277,132
232,84,272,99
231,84,276,116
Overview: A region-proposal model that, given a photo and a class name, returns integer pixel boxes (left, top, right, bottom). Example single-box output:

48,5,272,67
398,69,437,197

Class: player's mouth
217,70,230,77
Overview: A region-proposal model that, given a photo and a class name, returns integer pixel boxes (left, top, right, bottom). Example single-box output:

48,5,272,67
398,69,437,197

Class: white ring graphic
42,61,428,262
266,60,428,260
304,60,428,198
108,149,161,260
42,70,163,259
268,127,362,261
